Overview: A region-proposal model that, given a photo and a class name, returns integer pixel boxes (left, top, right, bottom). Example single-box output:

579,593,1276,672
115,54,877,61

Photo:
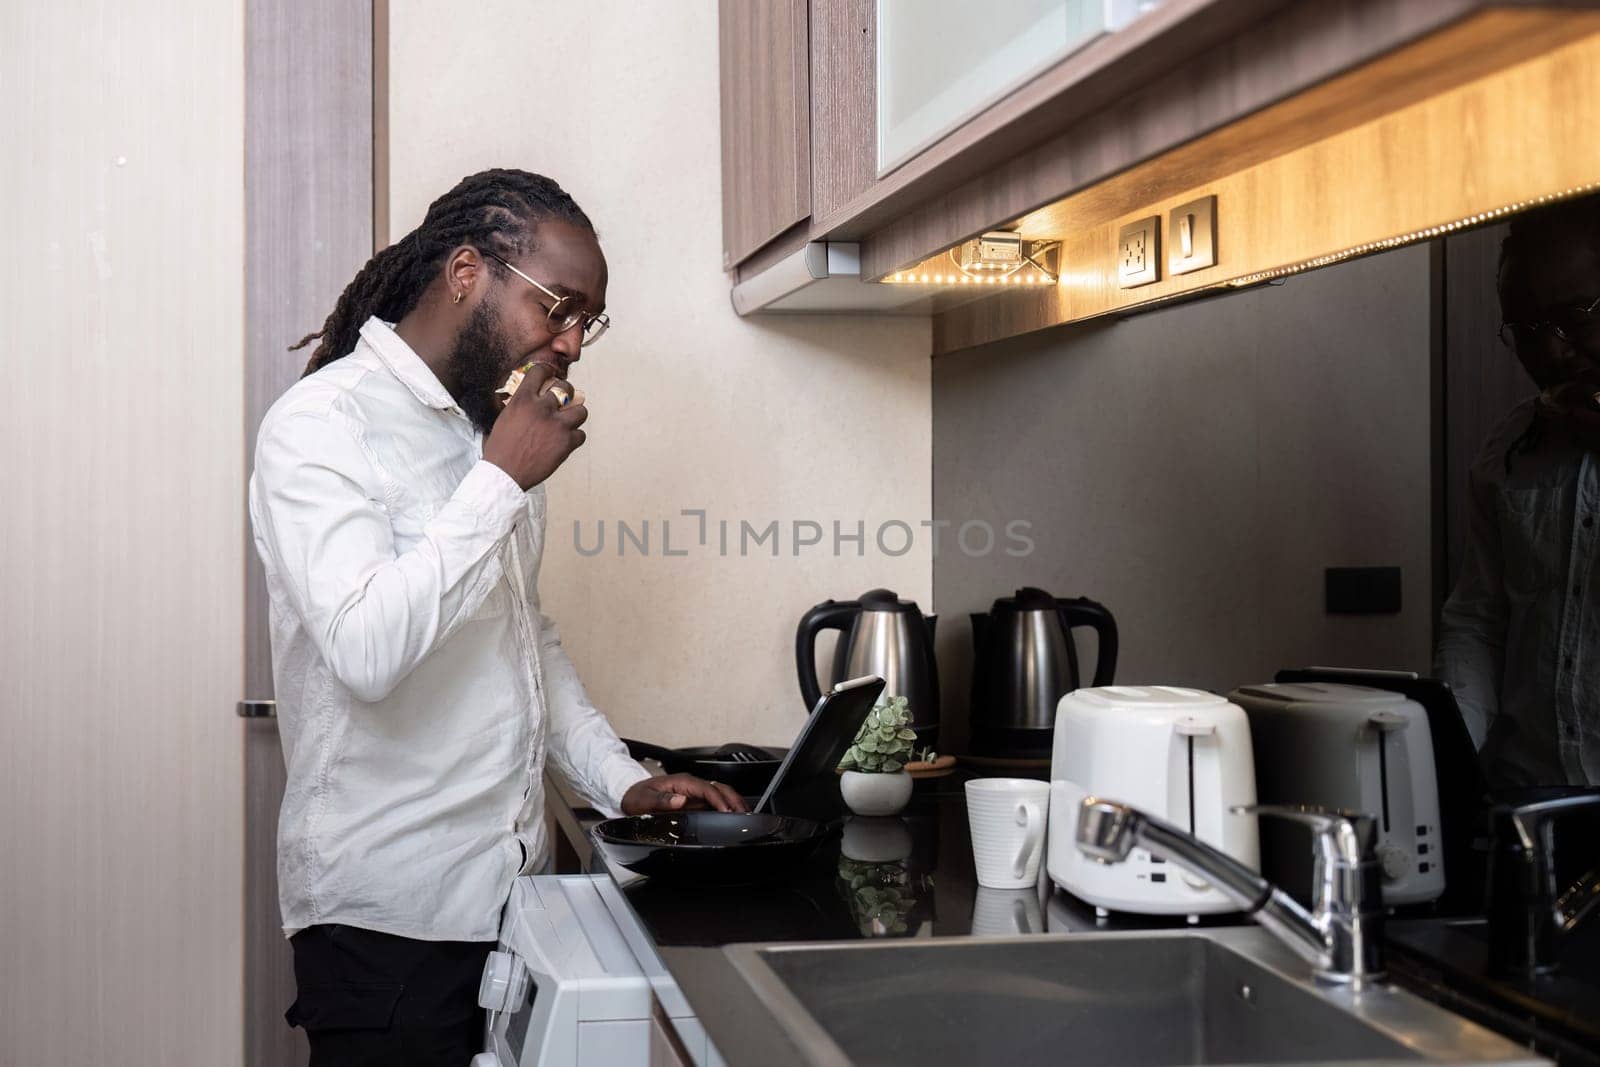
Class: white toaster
1228,682,1444,906
1047,686,1260,916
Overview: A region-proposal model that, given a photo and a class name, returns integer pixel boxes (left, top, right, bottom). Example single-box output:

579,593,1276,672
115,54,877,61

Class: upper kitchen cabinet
875,0,1145,176
722,0,1600,339
718,0,812,269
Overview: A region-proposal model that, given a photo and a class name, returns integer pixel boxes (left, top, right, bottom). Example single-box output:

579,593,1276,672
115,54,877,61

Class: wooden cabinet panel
244,0,378,1063
809,0,876,222
719,0,812,268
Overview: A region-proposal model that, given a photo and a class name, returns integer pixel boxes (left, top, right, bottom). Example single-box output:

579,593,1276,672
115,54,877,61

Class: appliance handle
1055,598,1119,687
795,600,857,713
620,737,682,766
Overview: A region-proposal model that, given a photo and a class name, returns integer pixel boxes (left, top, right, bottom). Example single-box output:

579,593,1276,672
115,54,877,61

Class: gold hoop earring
453,290,465,305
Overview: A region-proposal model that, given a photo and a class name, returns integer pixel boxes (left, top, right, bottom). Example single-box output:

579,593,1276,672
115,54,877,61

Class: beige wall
0,2,245,1066
388,2,933,747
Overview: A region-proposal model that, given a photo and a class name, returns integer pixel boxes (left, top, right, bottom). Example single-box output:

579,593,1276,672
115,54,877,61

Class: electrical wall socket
1168,195,1218,275
1117,216,1160,288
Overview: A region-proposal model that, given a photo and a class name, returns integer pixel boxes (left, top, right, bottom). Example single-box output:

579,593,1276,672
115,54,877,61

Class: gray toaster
1229,682,1445,906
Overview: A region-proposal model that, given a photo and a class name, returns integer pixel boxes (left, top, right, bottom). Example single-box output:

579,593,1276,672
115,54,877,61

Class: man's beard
448,302,517,436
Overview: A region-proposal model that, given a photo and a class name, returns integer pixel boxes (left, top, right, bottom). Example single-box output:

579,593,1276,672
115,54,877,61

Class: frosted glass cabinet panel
876,0,1155,174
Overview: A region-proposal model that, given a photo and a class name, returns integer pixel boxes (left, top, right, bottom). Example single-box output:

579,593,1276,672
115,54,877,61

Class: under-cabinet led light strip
883,270,1056,285
882,182,1600,292
1226,182,1600,288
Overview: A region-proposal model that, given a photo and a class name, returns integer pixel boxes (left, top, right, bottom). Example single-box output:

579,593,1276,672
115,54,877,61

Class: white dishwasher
472,874,724,1067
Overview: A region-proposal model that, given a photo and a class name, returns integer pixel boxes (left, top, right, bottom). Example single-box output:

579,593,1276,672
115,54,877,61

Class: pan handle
622,738,680,766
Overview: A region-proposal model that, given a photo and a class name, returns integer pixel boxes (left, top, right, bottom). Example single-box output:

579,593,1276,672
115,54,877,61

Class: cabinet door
719,0,812,267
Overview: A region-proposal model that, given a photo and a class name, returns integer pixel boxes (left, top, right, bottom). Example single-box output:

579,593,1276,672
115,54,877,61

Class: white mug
966,777,1050,889
970,887,1044,936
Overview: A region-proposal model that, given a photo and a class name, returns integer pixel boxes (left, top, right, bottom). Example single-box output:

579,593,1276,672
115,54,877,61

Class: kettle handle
795,600,858,713
1055,597,1119,688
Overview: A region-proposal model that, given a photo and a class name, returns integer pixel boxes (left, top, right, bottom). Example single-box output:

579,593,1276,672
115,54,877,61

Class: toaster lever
1366,711,1407,732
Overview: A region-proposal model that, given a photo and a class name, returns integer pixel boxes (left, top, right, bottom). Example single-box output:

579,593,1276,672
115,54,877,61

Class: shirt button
1565,657,1575,672
1586,515,1595,529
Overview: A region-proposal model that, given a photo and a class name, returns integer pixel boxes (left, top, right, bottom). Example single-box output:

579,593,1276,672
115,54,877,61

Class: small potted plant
837,696,918,816
836,855,919,937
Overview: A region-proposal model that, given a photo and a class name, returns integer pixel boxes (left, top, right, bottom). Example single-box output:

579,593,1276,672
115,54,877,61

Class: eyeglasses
1499,293,1600,350
484,252,610,346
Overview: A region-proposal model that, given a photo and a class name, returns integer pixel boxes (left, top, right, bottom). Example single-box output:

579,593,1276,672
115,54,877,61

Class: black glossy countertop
549,772,1600,1066
577,770,1240,948
1387,918,1600,1066
552,769,1249,1067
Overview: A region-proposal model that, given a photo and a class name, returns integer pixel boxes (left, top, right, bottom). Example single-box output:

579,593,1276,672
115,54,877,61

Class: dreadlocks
292,168,593,376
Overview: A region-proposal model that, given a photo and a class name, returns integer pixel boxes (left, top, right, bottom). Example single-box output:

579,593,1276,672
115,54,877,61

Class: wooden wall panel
932,21,1600,354
719,0,812,267
0,2,245,1064
243,1,376,1063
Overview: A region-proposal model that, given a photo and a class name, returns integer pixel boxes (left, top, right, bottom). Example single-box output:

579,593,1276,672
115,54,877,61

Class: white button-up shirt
249,317,649,942
1437,397,1600,787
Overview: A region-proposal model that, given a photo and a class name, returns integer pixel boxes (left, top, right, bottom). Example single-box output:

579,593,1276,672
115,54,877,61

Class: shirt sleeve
537,609,654,816
251,408,528,703
1435,460,1507,749
520,509,651,816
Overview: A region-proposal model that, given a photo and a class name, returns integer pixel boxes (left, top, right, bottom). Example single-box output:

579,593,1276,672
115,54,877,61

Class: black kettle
969,587,1117,757
796,589,939,744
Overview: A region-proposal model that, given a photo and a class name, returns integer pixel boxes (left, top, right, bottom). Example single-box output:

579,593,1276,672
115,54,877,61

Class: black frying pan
621,738,787,796
593,811,835,886
601,677,887,886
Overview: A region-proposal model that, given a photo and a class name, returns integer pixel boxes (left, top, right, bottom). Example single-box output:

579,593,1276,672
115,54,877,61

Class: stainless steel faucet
1486,792,1600,977
1076,798,1386,985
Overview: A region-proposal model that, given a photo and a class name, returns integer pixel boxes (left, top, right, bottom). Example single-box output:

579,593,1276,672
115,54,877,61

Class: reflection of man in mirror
1437,195,1600,787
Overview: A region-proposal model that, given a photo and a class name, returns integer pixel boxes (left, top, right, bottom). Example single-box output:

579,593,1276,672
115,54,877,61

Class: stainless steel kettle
969,587,1117,757
796,589,939,744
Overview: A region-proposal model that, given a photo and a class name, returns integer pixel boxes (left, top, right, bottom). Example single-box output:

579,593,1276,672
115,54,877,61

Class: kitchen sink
722,928,1547,1067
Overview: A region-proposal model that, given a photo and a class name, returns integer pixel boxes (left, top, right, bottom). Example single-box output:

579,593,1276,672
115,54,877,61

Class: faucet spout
1075,798,1384,985
1487,792,1600,976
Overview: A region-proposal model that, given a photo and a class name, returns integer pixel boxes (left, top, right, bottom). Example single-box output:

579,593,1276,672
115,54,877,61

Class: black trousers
287,924,495,1066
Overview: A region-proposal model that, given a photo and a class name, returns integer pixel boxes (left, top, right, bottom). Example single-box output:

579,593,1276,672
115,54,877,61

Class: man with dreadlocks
249,169,745,1064
1437,193,1600,789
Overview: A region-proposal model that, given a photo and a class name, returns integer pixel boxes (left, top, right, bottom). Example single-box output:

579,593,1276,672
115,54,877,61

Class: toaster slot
1369,711,1408,836
1187,734,1197,836
1174,717,1215,839
1377,731,1392,833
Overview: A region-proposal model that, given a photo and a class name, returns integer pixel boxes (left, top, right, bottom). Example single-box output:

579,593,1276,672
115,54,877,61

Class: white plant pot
840,816,914,863
840,770,913,817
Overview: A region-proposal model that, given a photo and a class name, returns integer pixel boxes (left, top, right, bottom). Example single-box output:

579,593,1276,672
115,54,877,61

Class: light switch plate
1117,216,1160,288
1168,195,1217,275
